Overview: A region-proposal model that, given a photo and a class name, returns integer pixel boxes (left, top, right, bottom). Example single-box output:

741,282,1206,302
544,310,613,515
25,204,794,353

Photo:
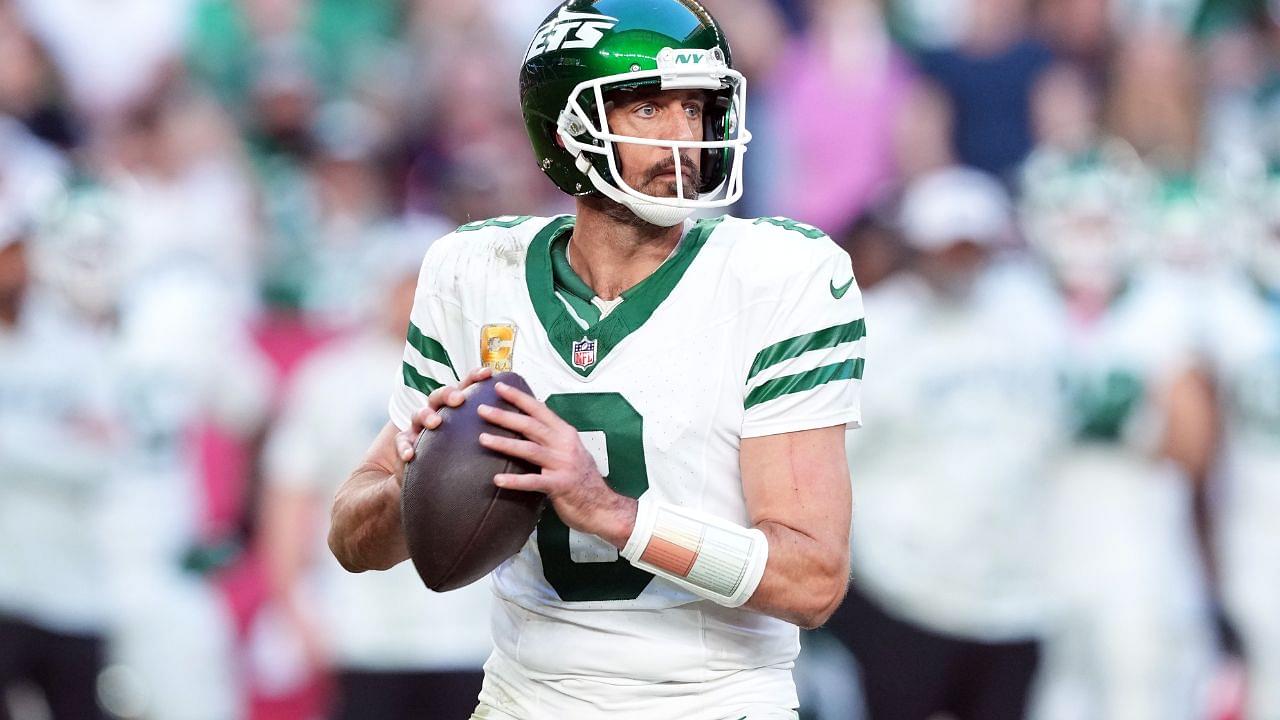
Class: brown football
401,371,546,592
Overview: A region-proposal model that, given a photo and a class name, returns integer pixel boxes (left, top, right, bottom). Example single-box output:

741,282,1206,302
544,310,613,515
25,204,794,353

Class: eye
635,104,657,118
684,103,703,119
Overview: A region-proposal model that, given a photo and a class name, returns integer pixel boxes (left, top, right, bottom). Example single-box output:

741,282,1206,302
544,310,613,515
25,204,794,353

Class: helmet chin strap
568,142,695,228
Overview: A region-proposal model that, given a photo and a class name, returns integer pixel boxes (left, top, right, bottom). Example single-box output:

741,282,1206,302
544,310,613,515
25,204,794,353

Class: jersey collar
527,215,722,377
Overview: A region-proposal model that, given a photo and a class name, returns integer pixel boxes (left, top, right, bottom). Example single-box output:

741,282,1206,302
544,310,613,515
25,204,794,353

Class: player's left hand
476,381,637,548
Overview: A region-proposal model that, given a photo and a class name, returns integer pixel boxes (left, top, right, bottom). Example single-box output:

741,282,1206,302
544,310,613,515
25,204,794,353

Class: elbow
794,575,849,630
327,526,367,574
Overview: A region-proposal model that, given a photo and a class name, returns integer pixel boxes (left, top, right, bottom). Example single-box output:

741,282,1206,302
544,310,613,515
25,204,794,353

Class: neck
571,198,684,300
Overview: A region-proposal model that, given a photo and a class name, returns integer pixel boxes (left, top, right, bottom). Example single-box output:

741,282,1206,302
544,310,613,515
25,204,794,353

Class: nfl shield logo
571,337,597,370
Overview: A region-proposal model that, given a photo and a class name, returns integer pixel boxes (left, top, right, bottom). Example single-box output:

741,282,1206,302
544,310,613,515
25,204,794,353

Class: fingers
428,367,493,411
493,473,548,493
477,403,551,444
479,432,550,468
494,381,566,429
459,366,493,389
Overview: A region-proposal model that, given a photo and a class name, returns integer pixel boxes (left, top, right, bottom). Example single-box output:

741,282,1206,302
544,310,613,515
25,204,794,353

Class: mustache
643,155,699,186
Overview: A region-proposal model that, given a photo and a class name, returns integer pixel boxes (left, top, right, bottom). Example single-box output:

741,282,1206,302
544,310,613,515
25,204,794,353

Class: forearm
328,465,409,572
744,521,850,629
618,493,850,629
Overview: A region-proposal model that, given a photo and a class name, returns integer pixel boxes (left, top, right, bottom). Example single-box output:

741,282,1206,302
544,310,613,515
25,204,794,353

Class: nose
658,100,699,142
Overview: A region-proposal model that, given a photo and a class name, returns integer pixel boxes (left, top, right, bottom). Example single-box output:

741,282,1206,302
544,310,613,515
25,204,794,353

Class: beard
581,154,700,231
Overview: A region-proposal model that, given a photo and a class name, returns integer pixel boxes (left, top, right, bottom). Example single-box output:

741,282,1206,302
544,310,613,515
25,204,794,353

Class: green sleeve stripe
748,319,865,381
744,359,864,410
406,323,458,380
402,362,444,396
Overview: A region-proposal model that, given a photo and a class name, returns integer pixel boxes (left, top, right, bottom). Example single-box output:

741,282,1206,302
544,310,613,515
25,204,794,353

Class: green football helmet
519,0,750,226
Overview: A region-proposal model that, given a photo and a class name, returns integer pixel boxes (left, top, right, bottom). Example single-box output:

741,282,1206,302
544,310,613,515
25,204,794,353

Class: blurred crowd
0,0,1278,719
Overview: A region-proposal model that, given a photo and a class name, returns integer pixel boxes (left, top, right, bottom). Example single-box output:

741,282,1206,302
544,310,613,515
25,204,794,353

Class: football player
36,187,274,720
1023,147,1217,720
836,166,1066,720
0,203,115,720
328,2,866,718
1200,168,1280,720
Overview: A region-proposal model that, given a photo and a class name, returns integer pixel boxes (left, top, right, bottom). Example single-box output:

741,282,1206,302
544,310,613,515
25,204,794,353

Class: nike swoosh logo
830,276,854,299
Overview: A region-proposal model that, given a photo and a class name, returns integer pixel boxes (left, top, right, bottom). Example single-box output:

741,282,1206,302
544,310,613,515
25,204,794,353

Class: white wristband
621,493,768,608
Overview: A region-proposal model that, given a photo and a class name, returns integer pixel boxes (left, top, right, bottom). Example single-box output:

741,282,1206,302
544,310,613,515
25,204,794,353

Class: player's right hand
395,366,493,464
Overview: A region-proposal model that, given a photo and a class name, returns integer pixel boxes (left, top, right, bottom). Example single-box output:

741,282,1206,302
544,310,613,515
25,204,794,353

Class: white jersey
389,215,865,719
0,292,115,634
264,332,493,672
1198,274,1280,720
846,263,1066,640
100,265,273,720
1034,272,1212,720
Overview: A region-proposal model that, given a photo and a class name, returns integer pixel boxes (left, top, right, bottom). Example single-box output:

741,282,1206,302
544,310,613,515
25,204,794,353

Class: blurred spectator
1035,0,1112,74
833,207,910,293
892,80,958,181
186,0,403,126
1022,153,1217,720
915,0,1057,182
1105,26,1201,172
752,0,916,231
258,228,491,719
12,0,193,125
0,208,115,720
831,166,1065,720
0,6,80,149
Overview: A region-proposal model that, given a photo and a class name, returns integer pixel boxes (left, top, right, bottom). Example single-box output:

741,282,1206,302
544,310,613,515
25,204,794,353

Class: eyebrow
606,89,707,107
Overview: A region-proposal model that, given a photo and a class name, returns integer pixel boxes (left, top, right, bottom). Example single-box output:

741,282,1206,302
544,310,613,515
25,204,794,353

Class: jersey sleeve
388,234,467,431
740,240,866,439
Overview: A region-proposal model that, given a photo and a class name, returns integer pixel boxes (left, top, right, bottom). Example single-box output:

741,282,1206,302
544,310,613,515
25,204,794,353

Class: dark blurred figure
916,0,1057,182
833,207,909,293
834,166,1065,720
0,210,114,720
0,5,78,149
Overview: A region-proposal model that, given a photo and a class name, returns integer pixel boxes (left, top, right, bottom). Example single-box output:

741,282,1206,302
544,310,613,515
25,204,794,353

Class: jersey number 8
537,392,654,601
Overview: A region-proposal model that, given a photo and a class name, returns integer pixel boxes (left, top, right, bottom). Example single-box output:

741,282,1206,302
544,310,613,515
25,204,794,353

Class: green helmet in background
519,0,750,227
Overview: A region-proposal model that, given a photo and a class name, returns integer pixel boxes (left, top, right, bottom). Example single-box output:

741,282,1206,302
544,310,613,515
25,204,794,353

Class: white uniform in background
847,262,1065,641
1034,272,1213,720
1200,275,1280,720
390,215,865,720
261,332,493,675
0,292,115,636
100,264,273,720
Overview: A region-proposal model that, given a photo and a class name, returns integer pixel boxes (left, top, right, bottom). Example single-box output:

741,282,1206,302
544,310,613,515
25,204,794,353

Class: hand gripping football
401,372,546,591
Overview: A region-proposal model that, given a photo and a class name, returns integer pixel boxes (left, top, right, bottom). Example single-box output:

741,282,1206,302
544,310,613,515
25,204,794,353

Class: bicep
740,425,851,546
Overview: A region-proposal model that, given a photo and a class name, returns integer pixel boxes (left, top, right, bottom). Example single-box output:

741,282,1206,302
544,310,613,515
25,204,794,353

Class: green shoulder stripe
748,319,865,381
455,215,533,233
745,359,864,410
752,216,826,239
406,323,458,380
402,363,444,396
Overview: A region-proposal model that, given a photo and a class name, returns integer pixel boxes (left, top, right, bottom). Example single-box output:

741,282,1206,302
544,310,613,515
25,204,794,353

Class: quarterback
329,1,866,718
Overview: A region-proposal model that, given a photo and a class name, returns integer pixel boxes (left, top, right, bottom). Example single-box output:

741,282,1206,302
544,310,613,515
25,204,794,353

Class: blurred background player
832,166,1065,720
1200,166,1280,720
0,202,115,720
1022,146,1218,720
32,185,275,720
258,224,492,719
